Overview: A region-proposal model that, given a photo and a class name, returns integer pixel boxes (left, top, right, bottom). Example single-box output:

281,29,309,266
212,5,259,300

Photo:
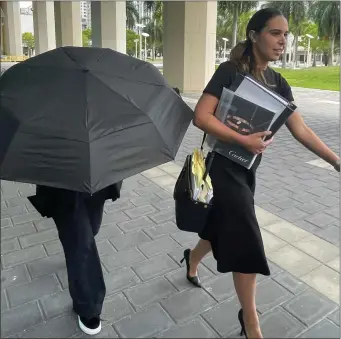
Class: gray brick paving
298,318,340,338
272,271,309,295
282,289,338,327
114,304,174,338
202,274,236,302
256,279,294,314
1,87,340,338
124,276,177,310
6,274,61,308
328,308,340,326
101,293,135,324
104,267,141,296
157,317,218,338
259,306,307,338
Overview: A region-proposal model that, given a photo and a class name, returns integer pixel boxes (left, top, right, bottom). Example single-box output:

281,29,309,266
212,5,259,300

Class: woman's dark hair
230,8,284,84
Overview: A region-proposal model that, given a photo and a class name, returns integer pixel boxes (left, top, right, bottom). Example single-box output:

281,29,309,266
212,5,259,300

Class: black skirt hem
216,264,271,276
199,233,271,276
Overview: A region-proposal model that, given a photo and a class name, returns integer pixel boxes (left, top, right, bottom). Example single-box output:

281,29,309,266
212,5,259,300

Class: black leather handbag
173,134,215,233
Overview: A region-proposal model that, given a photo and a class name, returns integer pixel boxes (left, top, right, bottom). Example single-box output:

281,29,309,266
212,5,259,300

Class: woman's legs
189,240,262,337
188,239,212,276
233,273,262,338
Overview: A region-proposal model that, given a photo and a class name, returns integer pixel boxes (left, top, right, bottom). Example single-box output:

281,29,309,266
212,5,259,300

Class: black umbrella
0,46,193,194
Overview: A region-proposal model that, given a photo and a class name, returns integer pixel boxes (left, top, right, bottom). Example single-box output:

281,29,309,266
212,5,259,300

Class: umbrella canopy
0,46,193,194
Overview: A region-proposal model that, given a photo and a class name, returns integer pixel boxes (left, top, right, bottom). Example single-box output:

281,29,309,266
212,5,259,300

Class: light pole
136,23,146,60
134,39,139,58
306,34,314,67
142,32,149,61
222,37,228,61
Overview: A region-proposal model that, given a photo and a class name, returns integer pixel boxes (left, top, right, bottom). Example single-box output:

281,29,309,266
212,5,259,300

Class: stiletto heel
238,309,247,338
180,249,202,288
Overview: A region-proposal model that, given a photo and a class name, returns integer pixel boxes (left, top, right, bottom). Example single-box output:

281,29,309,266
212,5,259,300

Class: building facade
80,1,91,30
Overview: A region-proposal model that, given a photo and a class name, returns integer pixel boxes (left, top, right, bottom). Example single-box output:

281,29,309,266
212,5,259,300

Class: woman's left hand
334,159,340,172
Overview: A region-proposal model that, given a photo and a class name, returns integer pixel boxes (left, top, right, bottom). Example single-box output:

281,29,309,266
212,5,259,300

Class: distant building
80,1,91,29
20,5,32,15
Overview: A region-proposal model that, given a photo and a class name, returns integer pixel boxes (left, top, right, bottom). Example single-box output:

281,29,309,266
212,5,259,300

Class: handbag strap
199,132,215,182
200,133,207,151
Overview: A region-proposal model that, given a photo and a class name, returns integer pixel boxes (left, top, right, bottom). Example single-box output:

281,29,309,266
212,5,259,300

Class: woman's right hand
240,131,274,154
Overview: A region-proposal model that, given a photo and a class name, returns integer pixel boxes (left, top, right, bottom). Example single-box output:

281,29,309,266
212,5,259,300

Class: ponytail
230,40,251,74
230,39,274,87
230,40,249,66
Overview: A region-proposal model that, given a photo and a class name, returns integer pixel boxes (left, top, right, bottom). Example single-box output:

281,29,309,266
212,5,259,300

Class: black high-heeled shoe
238,309,247,338
180,248,202,288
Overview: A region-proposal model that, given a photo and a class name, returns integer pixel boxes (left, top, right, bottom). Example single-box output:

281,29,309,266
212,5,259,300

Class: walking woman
28,182,122,335
181,8,340,339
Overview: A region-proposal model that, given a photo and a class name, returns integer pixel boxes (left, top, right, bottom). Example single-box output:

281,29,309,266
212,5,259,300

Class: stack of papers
190,148,213,203
205,74,296,169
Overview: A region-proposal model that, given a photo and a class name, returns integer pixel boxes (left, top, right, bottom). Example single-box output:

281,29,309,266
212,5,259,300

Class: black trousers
52,192,107,318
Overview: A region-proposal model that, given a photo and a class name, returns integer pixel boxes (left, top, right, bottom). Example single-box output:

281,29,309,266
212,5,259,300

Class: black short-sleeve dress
199,61,294,276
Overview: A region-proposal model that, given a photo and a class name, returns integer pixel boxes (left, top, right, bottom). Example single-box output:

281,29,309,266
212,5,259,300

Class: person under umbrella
29,182,122,335
0,46,193,335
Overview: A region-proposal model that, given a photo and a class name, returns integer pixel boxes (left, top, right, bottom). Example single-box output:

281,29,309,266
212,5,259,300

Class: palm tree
299,21,329,66
237,10,257,42
126,1,140,30
142,1,163,60
309,1,340,66
142,19,163,60
216,8,232,56
216,8,256,58
262,1,308,68
218,1,259,48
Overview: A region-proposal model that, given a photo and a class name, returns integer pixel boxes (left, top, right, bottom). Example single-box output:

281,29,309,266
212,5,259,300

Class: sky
20,1,32,8
20,2,33,34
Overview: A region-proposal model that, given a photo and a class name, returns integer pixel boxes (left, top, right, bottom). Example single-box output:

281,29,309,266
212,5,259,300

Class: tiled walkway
1,88,340,338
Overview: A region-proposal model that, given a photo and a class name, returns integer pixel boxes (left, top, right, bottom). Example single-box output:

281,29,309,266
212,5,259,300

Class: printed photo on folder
206,73,297,169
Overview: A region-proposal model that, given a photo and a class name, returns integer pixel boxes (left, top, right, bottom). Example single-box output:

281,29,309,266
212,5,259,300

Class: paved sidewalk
1,88,340,338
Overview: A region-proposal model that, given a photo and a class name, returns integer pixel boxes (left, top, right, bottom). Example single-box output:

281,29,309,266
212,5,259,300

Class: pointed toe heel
180,248,202,288
238,309,247,338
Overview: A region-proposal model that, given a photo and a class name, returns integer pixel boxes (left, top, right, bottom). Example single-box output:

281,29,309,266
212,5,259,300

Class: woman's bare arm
286,110,340,171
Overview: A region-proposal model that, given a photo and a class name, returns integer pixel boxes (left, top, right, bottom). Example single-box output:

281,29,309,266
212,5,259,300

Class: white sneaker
78,315,101,335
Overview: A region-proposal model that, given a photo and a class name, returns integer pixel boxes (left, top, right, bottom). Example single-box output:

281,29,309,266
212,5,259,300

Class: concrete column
33,1,56,54
1,1,22,55
163,1,217,93
54,1,82,47
91,1,126,53
0,4,4,56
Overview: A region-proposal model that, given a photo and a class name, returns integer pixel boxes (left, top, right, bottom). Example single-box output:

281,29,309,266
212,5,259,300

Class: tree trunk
312,53,316,67
152,43,155,60
232,5,239,47
323,52,328,66
288,39,293,64
328,35,335,66
293,34,299,68
152,18,156,60
282,43,288,68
